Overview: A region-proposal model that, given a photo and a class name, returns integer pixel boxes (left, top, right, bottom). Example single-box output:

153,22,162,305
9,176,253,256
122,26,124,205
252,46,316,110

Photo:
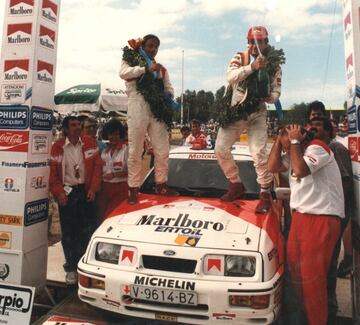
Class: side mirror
275,187,291,200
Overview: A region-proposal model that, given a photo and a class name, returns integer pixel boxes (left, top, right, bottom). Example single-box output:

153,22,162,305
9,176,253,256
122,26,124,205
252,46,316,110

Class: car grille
142,255,197,273
133,298,209,311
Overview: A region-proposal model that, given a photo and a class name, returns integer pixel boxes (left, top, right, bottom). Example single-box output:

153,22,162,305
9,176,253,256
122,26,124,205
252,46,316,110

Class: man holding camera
268,118,344,325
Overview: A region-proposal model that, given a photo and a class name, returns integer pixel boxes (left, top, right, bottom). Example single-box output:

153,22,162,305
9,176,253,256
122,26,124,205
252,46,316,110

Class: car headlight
225,255,256,277
95,242,121,264
204,254,256,277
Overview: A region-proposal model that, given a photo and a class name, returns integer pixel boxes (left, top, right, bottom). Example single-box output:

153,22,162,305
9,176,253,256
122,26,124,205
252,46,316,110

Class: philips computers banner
0,0,60,288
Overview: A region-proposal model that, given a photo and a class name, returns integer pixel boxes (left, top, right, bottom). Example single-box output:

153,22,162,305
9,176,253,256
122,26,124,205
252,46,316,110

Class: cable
322,0,338,100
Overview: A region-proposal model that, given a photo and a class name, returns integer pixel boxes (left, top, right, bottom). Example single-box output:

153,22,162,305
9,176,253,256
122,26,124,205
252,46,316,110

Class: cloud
192,0,340,42
0,0,345,109
52,1,189,92
282,78,346,109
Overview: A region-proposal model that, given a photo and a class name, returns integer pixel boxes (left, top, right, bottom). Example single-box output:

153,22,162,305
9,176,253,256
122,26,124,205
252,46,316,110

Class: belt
70,184,85,189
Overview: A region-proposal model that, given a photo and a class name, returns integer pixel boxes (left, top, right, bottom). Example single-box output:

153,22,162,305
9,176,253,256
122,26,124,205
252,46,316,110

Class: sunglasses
248,39,265,45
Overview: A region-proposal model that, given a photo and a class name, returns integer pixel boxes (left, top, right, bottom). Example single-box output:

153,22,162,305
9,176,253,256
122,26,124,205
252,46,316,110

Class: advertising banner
0,282,35,325
0,0,60,288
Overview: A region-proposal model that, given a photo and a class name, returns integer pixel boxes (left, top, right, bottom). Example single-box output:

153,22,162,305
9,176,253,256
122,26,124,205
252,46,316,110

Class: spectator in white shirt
98,119,128,221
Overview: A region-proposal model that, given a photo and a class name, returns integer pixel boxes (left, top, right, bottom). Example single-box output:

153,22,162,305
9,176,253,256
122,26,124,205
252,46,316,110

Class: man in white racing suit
215,26,283,213
120,34,178,204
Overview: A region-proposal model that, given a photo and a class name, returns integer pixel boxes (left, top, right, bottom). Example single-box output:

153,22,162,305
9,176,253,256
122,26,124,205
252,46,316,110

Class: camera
301,127,316,142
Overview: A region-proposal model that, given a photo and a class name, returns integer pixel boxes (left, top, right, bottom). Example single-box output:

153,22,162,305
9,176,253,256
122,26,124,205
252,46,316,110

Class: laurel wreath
218,46,286,128
122,46,173,127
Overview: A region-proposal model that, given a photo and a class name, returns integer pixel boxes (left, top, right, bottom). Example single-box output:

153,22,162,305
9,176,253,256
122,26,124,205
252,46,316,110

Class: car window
141,158,260,199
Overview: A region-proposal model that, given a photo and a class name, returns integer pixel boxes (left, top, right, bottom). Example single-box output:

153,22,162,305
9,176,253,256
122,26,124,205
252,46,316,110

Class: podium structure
0,0,60,288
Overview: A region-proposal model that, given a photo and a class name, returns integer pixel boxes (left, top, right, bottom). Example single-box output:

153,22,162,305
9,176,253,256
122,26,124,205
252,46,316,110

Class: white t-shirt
63,137,85,186
101,144,128,183
283,140,345,218
184,132,210,146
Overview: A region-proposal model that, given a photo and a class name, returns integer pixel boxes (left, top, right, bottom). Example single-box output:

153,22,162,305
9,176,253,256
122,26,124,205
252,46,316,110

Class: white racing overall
120,61,174,188
215,50,282,186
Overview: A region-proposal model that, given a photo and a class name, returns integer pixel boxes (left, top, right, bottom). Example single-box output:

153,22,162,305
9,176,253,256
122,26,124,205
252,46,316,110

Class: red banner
0,130,29,152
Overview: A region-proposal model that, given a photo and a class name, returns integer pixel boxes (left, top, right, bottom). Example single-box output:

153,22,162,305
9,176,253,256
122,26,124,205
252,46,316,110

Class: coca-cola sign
0,131,29,152
0,106,29,129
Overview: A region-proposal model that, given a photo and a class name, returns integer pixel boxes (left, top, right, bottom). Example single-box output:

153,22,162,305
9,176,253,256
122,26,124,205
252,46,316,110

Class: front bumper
78,258,282,325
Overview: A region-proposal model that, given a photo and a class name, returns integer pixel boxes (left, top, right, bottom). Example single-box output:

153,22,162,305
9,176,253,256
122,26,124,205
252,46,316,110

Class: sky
0,0,348,109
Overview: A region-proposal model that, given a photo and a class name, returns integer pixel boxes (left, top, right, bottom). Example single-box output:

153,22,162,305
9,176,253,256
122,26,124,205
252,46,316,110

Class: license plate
130,285,197,305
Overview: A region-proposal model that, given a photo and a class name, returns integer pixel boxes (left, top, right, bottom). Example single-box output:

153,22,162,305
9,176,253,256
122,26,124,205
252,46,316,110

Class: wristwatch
290,139,301,145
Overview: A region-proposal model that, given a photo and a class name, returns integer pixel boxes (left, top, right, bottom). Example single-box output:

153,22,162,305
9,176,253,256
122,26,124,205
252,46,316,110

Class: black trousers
58,185,98,272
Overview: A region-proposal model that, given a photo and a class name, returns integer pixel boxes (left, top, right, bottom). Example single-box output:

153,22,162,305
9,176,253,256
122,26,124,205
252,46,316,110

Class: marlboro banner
0,0,60,288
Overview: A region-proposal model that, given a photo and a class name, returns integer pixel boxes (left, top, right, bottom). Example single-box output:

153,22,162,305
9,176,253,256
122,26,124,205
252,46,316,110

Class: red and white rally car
78,145,284,324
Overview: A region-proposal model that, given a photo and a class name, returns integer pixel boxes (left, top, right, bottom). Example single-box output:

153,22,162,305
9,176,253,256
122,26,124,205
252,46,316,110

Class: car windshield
141,158,260,199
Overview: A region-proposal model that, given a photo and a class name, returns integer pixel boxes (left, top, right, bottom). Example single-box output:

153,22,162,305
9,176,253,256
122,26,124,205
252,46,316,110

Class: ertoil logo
39,25,55,50
7,23,32,44
4,59,29,81
137,213,225,237
9,0,34,16
42,0,58,23
37,60,53,83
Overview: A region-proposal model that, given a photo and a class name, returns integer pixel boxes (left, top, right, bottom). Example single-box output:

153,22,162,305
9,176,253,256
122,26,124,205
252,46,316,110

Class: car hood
98,194,274,251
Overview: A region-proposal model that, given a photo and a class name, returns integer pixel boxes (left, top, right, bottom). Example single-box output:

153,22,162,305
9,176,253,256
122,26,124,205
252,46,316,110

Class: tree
282,102,308,125
210,86,226,120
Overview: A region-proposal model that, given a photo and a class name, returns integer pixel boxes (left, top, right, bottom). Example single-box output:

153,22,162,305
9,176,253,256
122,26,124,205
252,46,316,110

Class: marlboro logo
7,23,32,44
344,12,352,40
4,59,29,81
42,0,58,23
9,0,34,15
37,60,53,83
39,25,55,49
346,54,353,69
344,12,351,29
346,54,354,80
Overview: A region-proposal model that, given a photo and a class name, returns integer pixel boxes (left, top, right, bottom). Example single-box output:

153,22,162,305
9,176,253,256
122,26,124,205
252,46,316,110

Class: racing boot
128,187,139,205
155,183,179,196
220,182,246,202
255,192,272,214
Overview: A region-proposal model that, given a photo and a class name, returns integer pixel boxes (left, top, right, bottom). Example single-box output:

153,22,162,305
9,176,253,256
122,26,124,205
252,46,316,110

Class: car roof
169,143,253,161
